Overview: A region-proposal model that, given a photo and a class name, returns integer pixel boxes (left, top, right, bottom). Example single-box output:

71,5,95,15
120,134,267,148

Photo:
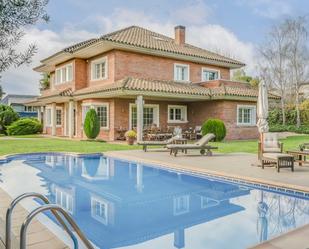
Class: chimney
174,25,185,45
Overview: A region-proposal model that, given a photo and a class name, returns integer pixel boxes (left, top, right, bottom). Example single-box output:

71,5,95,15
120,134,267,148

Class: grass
0,134,308,156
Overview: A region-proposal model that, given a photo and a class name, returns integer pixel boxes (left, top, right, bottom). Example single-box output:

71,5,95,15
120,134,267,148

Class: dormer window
91,57,108,81
201,68,220,81
174,63,189,82
55,64,73,84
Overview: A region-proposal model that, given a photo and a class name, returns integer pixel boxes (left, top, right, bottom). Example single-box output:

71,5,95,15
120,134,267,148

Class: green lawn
0,135,308,156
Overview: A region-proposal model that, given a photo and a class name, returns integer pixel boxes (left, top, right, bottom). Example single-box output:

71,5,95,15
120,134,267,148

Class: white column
136,95,144,142
136,164,144,193
51,102,56,136
37,106,42,122
68,100,74,138
42,106,47,133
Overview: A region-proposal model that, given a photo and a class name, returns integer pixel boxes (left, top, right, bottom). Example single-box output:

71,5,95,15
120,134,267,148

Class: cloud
1,2,256,94
238,0,292,19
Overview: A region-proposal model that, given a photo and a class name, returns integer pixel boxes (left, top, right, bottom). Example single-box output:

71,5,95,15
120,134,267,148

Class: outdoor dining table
286,150,309,166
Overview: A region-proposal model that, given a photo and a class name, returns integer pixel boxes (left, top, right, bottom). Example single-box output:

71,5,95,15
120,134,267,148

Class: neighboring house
30,25,278,140
0,94,38,117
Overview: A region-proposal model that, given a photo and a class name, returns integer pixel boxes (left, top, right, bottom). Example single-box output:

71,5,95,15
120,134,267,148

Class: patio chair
258,132,294,172
167,133,217,157
138,136,178,152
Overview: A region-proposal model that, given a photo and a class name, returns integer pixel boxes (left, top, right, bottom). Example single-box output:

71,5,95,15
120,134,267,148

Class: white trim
236,104,256,126
129,103,160,129
55,63,73,85
90,56,108,81
81,102,109,129
167,105,188,123
201,67,221,81
174,63,190,82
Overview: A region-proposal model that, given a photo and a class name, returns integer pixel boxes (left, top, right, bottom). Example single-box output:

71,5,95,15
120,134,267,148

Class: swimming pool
1,153,309,249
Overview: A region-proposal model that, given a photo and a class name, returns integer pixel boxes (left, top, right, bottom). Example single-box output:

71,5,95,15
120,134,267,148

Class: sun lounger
138,136,178,152
167,133,217,156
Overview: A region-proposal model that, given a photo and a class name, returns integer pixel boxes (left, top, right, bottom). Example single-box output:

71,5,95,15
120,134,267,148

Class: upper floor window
237,105,256,126
174,63,189,82
91,57,107,81
201,68,220,81
55,64,73,84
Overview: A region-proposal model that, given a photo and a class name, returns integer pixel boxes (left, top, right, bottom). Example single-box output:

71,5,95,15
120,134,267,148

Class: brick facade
42,51,258,141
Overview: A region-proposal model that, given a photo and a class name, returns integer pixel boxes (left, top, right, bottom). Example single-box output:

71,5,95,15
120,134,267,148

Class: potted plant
125,130,136,145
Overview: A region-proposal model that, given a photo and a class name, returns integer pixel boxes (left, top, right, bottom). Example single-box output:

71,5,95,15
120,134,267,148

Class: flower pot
127,137,135,145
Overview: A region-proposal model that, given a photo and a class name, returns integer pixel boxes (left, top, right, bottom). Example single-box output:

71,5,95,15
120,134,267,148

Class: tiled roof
73,77,279,100
62,26,244,67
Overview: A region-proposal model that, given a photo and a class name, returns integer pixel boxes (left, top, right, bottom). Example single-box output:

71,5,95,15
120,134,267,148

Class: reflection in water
0,154,309,249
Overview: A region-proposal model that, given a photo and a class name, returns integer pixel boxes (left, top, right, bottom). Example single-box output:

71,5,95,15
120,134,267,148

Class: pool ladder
5,192,94,249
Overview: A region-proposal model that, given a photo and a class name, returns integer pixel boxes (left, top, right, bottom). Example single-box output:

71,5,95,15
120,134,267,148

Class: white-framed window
91,57,108,81
168,105,187,123
129,104,159,129
174,63,189,82
201,67,220,81
173,195,190,216
82,102,109,129
201,197,220,209
55,187,74,214
46,108,51,126
55,63,73,84
56,109,62,126
237,105,256,126
91,196,108,225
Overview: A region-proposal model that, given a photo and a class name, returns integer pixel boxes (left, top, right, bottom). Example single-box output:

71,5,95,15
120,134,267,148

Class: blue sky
2,0,309,95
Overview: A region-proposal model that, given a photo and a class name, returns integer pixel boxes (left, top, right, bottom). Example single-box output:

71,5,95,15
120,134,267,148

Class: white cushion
263,153,293,160
263,147,281,153
263,133,279,149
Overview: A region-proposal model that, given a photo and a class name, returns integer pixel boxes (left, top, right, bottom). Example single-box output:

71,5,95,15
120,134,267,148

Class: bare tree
286,17,309,128
259,21,291,125
0,0,49,79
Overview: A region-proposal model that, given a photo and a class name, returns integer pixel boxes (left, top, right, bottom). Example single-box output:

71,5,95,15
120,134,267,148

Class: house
29,25,278,141
1,94,38,117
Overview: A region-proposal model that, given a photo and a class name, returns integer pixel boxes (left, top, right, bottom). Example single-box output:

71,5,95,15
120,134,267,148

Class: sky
1,0,309,95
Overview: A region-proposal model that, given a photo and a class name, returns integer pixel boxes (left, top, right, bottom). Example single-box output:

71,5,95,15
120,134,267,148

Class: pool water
1,153,309,249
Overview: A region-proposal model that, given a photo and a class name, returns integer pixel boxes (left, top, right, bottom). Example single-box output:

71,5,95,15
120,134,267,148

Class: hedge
7,118,42,135
201,118,226,141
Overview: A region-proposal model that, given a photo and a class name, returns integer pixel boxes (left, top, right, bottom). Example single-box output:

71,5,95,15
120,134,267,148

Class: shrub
7,118,42,135
83,109,100,139
269,124,309,134
201,118,226,141
0,105,19,134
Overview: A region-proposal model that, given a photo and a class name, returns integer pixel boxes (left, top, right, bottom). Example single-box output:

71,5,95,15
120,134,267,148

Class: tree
0,0,49,78
0,85,3,99
285,17,309,128
83,109,100,139
0,104,19,134
232,69,260,87
259,19,291,125
39,72,50,90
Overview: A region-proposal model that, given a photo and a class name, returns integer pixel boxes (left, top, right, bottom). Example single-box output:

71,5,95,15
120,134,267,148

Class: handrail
5,192,78,249
20,204,95,249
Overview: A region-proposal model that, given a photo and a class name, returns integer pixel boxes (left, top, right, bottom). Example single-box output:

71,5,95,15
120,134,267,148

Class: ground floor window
237,105,256,126
129,104,159,129
82,103,109,129
168,105,187,123
56,109,62,126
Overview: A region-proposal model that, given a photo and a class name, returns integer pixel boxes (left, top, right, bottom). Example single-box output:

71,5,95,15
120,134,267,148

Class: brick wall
114,50,230,82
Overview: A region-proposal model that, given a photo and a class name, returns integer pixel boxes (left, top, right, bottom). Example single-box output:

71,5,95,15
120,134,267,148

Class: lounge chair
167,133,217,157
258,132,294,172
138,136,178,152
